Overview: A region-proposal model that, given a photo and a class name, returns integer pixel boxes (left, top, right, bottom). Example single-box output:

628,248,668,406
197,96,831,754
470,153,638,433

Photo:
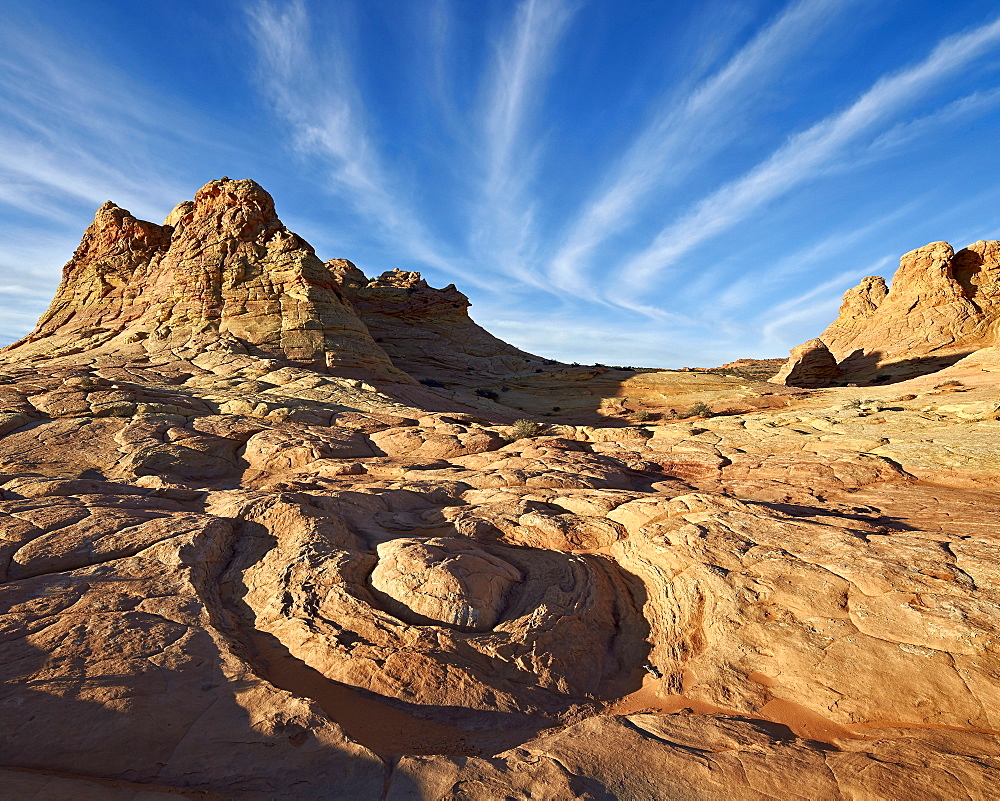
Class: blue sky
2,0,1000,367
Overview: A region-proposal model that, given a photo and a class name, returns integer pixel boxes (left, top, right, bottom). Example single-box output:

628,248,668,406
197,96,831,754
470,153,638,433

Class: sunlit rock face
776,239,1000,385
370,537,522,630
5,178,406,381
2,181,1000,799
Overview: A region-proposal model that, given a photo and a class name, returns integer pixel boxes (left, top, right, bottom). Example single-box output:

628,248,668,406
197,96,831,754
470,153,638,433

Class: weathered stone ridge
8,179,405,380
777,238,1000,385
331,262,549,379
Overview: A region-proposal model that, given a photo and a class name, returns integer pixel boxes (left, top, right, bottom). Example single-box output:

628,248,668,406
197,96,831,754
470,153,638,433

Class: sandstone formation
329,262,548,380
772,337,841,388
777,239,1000,385
10,179,405,380
2,180,999,799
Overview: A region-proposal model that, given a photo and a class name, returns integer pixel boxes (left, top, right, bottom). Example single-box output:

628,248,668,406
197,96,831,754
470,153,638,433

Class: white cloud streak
471,0,577,287
709,201,921,315
546,0,854,295
758,256,894,346
483,0,575,190
0,23,201,223
616,15,1000,296
247,0,488,287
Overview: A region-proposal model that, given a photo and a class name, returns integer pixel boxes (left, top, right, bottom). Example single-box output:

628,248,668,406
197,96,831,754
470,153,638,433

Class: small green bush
508,419,544,440
475,388,499,400
633,409,652,422
687,401,713,418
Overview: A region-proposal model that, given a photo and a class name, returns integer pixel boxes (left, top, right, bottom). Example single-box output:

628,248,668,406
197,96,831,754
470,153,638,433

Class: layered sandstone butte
777,239,1000,386
2,180,1000,799
10,179,405,380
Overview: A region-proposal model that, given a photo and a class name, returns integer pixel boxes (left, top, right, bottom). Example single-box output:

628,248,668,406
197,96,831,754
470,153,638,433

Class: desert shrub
934,380,964,389
535,368,544,373
475,388,499,400
633,409,652,422
552,406,561,411
508,419,544,440
501,385,510,392
419,378,445,388
687,401,713,418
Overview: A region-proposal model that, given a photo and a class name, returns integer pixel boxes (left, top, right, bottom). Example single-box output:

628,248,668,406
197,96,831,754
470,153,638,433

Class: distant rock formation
329,261,548,379
776,239,1000,385
772,338,841,388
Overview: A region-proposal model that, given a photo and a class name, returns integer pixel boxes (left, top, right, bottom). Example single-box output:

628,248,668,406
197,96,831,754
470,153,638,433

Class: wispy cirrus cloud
471,0,577,286
247,0,485,286
709,200,921,316
615,15,1000,302
546,0,855,296
758,255,895,345
0,22,198,222
481,0,576,190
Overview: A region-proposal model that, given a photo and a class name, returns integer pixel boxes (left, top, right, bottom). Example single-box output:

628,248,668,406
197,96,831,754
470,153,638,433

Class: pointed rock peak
884,240,966,306
89,200,161,237
177,177,283,245
77,200,171,258
193,176,274,208
838,276,888,319
163,200,194,228
326,259,369,291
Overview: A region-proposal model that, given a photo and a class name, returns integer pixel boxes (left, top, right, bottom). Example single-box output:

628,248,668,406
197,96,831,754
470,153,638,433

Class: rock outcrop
772,337,841,387
2,181,1000,799
7,179,405,380
777,239,1000,385
370,537,523,630
330,261,548,379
